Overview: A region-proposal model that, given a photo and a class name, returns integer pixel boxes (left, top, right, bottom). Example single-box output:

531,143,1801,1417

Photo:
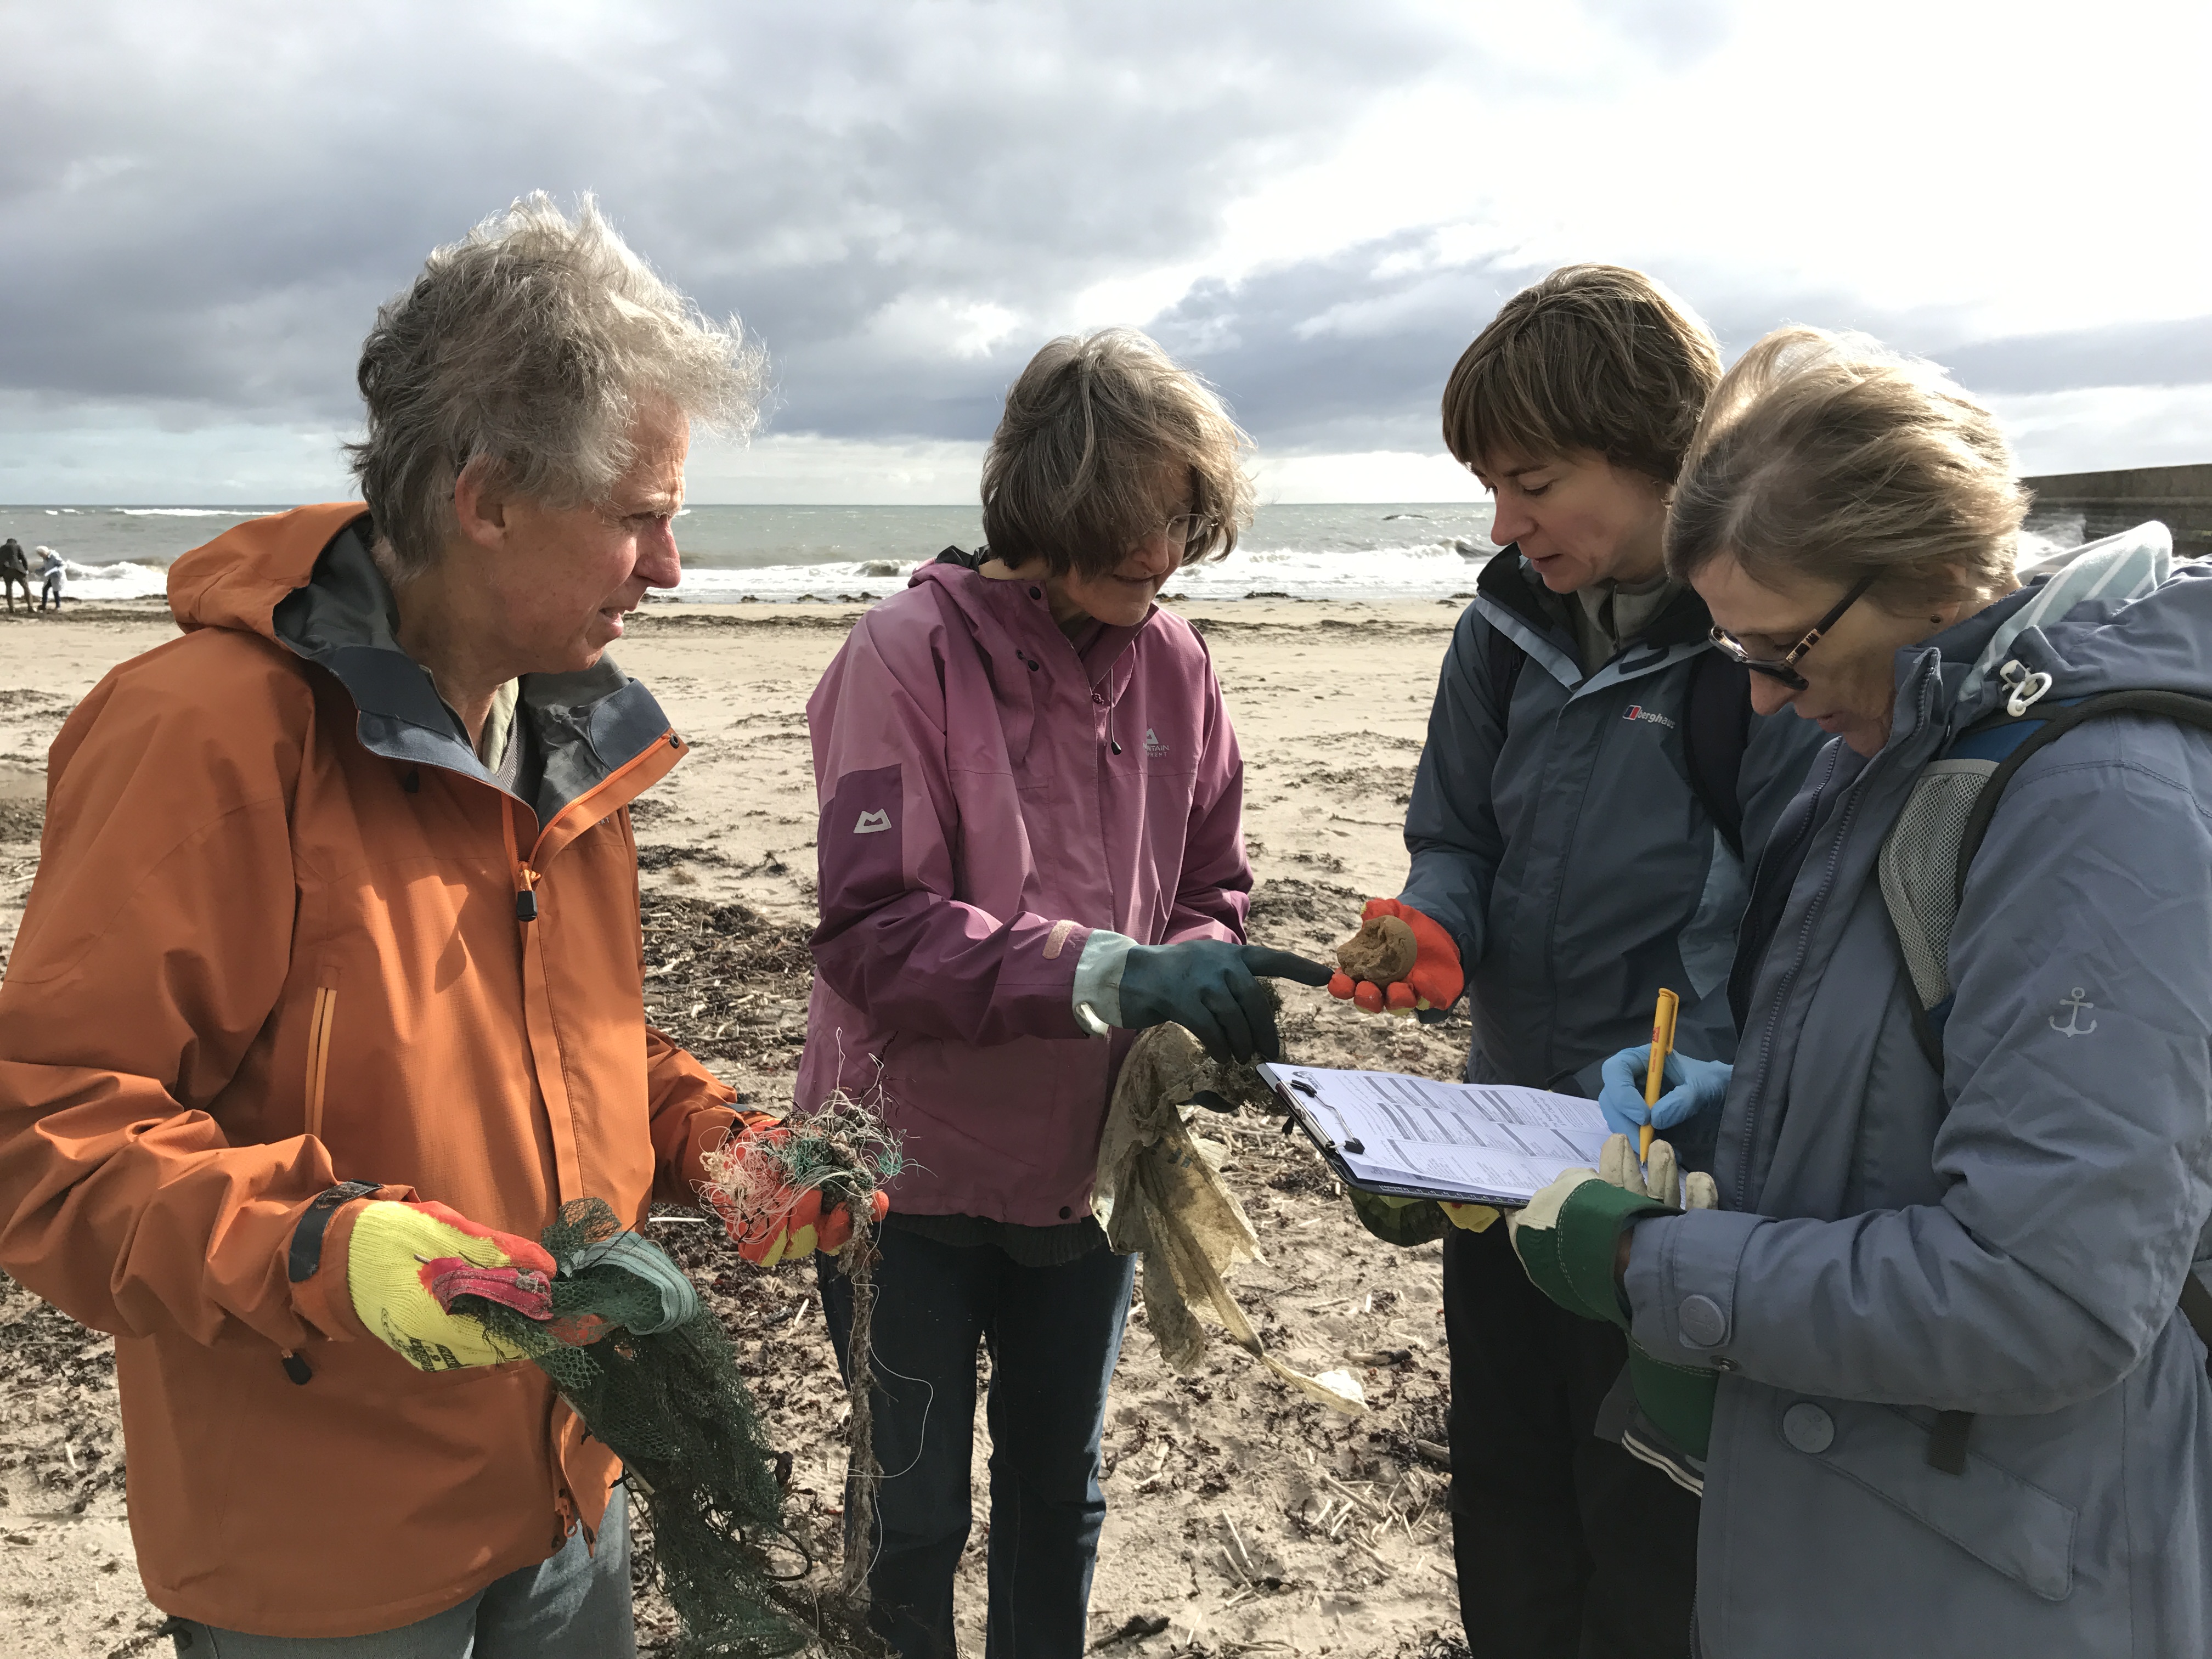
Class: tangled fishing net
700,1091,905,1603
445,1198,882,1658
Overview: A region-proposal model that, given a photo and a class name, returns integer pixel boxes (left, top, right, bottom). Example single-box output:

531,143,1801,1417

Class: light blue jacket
1628,527,2212,1656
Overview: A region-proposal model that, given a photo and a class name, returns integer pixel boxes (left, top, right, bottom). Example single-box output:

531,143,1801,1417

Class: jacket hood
1920,522,2211,732
167,503,681,842
168,502,369,639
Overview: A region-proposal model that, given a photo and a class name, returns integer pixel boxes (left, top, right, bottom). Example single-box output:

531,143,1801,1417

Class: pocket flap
1780,1400,2076,1601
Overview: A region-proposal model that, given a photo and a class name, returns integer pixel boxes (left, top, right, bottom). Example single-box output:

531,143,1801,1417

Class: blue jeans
819,1226,1137,1659
165,1491,633,1657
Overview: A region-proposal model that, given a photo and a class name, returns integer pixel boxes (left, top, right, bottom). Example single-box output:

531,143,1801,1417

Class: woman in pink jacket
805,329,1327,1657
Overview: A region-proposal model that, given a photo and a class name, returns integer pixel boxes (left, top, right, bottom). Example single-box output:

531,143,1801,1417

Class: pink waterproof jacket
800,557,1249,1223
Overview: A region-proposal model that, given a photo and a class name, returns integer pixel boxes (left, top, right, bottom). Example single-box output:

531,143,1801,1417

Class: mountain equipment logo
1144,728,1170,757
853,809,892,834
1623,705,1677,730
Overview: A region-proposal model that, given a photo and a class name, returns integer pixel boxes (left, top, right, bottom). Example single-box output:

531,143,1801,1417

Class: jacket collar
1476,546,1718,694
270,518,680,844
916,548,1149,685
1477,545,1715,647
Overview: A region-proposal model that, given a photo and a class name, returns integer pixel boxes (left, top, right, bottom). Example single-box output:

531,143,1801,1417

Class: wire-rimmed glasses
1160,512,1218,551
1707,573,1876,691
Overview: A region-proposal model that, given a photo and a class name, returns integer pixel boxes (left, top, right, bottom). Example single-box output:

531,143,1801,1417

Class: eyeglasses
1707,573,1876,691
1158,512,1217,551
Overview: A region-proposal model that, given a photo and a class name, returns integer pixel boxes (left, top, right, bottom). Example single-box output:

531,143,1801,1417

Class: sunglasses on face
1707,573,1877,691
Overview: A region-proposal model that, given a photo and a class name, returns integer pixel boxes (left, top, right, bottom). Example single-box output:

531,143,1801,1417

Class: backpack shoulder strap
1681,651,1753,860
1954,689,2212,900
1905,687,2212,1474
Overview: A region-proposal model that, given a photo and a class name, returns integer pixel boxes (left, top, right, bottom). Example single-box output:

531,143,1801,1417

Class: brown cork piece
1335,913,1418,984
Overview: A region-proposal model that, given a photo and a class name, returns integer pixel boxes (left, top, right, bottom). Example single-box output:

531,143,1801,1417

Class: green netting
449,1198,882,1659
698,1097,902,1604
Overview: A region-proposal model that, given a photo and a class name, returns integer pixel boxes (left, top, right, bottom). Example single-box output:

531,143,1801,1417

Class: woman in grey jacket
1525,326,2212,1656
1340,267,1826,1659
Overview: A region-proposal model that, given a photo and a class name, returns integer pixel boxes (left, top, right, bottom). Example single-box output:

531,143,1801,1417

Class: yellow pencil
1641,988,1680,1165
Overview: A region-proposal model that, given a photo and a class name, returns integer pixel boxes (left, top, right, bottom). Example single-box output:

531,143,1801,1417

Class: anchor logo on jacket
2051,988,2098,1037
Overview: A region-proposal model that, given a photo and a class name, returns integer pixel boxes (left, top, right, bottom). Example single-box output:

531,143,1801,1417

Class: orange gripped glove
702,1124,893,1268
1327,898,1465,1015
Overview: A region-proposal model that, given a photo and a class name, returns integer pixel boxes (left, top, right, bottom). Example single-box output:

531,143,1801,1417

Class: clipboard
1258,1062,1612,1207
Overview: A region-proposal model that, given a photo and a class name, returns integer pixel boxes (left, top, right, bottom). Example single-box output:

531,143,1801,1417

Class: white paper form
1256,1063,1613,1206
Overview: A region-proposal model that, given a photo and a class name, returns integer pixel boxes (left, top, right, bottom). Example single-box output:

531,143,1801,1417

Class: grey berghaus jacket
1399,552,1824,1115
1627,525,2212,1656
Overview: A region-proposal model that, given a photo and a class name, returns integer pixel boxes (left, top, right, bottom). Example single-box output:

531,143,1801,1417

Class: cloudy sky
2,0,2205,504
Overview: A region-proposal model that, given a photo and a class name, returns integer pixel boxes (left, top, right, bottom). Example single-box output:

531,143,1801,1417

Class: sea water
0,499,2088,607
0,502,1504,605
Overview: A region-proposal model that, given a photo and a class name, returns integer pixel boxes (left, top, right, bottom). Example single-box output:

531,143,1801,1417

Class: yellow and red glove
346,1200,558,1372
1328,898,1465,1015
702,1126,891,1267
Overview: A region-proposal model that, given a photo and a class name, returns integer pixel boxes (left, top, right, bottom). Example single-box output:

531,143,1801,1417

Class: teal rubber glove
566,1229,700,1335
1116,942,1333,1064
1598,1046,1732,1138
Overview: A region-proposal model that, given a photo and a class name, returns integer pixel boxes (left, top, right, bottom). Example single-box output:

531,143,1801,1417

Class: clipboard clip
1274,1074,1318,1136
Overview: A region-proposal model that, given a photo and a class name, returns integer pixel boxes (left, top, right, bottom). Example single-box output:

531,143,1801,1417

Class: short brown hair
1441,264,1721,484
981,329,1255,579
1666,325,2027,612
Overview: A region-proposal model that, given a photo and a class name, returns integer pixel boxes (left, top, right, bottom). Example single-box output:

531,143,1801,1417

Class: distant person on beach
35,546,64,611
0,536,29,612
1327,267,1826,1659
0,195,875,1655
1538,327,2212,1653
802,328,1331,1658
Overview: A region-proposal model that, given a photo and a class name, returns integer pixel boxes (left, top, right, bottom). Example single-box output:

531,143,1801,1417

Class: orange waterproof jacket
0,505,752,1637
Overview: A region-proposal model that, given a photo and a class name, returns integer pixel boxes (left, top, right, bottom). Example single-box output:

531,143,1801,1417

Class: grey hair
348,193,766,581
981,329,1256,580
1667,325,2027,612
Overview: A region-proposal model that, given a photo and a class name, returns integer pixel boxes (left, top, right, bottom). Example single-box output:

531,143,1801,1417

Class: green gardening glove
1598,1131,1719,1212
1346,1188,1449,1247
1508,1146,1722,1459
1506,1167,1668,1325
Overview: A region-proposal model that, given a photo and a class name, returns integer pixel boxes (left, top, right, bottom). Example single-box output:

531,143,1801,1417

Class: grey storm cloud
0,0,1470,430
1,0,2204,463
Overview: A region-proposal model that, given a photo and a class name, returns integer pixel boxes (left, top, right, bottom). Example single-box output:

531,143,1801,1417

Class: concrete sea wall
2023,462,2212,552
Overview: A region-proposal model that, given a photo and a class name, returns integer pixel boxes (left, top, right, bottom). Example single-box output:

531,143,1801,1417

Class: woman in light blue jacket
1516,326,2212,1656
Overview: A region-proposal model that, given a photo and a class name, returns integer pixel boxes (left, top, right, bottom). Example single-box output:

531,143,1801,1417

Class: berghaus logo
1624,704,1677,729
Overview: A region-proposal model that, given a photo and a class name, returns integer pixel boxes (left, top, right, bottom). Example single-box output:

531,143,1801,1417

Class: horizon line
0,499,1500,511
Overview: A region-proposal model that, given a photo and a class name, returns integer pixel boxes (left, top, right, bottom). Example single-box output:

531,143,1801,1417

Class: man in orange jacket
0,195,874,1655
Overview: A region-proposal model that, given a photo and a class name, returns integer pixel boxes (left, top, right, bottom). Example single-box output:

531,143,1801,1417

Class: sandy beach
0,592,1482,1659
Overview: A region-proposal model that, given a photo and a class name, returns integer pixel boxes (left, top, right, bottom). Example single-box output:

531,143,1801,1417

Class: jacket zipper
1737,667,1939,1204
501,794,584,1202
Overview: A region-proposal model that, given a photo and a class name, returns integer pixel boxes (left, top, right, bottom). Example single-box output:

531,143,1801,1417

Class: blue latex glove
1118,942,1334,1064
1596,1046,1732,1138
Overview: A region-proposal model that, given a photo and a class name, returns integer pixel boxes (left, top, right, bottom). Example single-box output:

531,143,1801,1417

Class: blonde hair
981,329,1255,579
1441,264,1721,483
1666,326,2027,611
350,193,766,582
